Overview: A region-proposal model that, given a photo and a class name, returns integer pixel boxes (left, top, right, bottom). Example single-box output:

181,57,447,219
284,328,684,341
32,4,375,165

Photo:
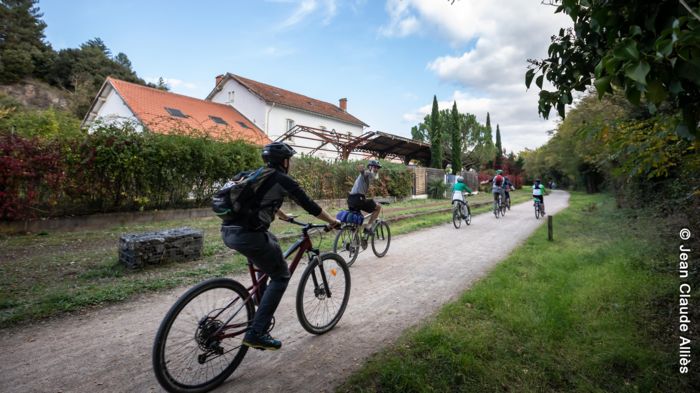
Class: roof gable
212,73,369,127
97,77,271,145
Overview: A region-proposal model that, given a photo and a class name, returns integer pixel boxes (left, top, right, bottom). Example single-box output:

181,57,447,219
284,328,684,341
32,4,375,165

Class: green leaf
629,25,642,37
594,58,605,77
624,61,650,85
624,84,642,105
669,80,684,95
646,80,668,104
655,39,673,57
525,69,536,89
594,76,612,98
536,75,544,89
613,40,640,61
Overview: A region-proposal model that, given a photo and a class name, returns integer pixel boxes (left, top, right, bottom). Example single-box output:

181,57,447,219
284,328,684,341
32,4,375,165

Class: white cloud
385,0,572,151
278,0,339,28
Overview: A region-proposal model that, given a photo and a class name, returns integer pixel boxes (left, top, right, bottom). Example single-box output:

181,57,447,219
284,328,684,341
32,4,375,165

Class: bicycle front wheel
153,278,254,393
296,252,351,335
465,205,472,225
333,226,360,267
535,204,541,219
371,221,391,257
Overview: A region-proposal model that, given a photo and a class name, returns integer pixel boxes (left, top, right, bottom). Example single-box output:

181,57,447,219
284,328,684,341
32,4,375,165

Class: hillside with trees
0,0,166,117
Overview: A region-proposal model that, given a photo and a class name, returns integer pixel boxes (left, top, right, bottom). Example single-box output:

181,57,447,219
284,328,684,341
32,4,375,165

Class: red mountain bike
152,219,351,393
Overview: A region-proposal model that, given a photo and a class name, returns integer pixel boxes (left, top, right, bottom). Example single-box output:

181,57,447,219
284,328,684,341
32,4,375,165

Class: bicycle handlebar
286,218,336,232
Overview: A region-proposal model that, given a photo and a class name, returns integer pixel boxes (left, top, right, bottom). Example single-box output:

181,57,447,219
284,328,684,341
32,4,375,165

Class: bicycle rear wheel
153,278,254,393
296,253,351,335
500,201,507,216
452,208,462,229
333,226,360,267
535,203,541,219
465,205,472,225
494,201,500,218
371,221,391,257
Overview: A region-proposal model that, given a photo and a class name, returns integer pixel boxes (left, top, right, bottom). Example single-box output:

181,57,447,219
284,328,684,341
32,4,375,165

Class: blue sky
39,0,572,152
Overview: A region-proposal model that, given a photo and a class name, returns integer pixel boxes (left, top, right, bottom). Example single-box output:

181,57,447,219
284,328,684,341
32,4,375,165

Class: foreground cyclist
532,178,546,215
221,142,340,350
348,160,382,235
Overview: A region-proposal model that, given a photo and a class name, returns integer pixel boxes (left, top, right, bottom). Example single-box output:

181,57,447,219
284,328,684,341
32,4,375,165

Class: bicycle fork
309,256,333,299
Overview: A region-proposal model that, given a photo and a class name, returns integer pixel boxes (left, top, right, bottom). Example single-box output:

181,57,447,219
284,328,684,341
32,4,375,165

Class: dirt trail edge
0,191,570,393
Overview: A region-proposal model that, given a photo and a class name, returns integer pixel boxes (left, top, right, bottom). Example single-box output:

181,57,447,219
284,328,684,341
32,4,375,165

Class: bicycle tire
333,226,360,267
506,197,511,211
500,201,507,216
153,278,254,393
494,201,500,218
371,221,391,257
296,252,351,335
535,203,540,219
452,208,462,229
465,205,471,225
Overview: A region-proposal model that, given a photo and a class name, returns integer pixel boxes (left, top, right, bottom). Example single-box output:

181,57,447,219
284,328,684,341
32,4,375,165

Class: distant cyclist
348,160,382,235
481,169,506,207
452,176,473,217
503,175,513,207
532,178,546,215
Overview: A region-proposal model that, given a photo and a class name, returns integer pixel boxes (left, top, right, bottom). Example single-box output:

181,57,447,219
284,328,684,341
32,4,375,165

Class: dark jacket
223,168,321,231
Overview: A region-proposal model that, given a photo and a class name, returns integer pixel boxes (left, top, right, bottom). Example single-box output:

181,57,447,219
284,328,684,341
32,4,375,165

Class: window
209,116,228,125
227,91,235,103
236,121,250,129
286,119,295,131
165,107,187,118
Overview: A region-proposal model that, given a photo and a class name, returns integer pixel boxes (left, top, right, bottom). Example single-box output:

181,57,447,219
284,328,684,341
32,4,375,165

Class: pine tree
429,95,443,169
0,0,53,83
495,124,503,169
450,101,461,174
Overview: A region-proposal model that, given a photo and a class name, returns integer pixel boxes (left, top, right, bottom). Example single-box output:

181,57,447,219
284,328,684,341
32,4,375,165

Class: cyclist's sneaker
243,330,282,351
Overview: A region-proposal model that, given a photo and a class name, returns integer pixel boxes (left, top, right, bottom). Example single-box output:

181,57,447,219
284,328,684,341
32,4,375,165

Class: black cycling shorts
347,194,377,213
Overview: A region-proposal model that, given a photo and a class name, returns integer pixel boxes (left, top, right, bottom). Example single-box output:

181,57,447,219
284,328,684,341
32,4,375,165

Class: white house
207,73,369,158
82,77,270,145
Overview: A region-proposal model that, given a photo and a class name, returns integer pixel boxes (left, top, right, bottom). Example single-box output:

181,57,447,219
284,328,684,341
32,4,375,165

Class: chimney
215,74,225,86
339,98,347,112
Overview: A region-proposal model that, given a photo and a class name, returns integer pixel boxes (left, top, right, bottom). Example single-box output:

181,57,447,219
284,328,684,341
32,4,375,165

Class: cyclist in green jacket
452,176,473,218
532,178,546,215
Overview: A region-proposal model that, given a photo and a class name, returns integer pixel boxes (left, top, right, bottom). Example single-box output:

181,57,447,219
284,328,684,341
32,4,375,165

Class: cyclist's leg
223,228,290,348
364,198,380,229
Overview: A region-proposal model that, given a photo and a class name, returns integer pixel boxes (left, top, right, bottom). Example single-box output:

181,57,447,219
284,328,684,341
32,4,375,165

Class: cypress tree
429,95,443,168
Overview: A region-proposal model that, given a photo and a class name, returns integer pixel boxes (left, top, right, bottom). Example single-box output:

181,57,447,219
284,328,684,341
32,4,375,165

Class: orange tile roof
225,74,369,127
107,77,271,145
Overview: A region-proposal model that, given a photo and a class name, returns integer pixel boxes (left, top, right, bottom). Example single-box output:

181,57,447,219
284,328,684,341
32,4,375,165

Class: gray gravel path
0,191,569,393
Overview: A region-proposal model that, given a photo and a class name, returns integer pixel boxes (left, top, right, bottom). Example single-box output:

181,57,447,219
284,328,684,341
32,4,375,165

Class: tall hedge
0,123,262,220
290,155,413,200
1,123,414,221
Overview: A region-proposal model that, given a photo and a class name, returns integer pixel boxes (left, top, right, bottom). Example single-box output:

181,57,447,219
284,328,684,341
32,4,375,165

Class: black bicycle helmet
262,142,296,164
367,159,382,168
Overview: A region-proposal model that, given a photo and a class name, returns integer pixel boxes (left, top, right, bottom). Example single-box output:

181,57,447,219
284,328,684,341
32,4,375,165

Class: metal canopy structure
355,131,431,164
275,126,432,164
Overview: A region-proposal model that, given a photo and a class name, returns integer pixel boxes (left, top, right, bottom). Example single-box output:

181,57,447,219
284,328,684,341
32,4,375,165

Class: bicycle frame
207,223,326,341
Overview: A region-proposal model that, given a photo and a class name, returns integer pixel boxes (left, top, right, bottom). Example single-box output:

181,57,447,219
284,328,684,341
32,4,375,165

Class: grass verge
339,192,696,392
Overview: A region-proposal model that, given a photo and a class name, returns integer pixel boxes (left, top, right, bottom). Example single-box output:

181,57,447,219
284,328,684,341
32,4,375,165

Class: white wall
210,77,367,159
209,79,267,128
91,88,142,132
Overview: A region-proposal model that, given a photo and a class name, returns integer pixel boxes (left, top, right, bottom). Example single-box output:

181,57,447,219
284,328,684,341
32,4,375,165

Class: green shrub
427,179,447,199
